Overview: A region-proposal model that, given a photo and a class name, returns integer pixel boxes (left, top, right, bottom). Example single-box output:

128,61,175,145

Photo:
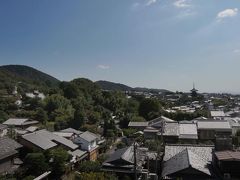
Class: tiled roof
164,144,214,162
162,148,211,177
3,118,38,126
60,128,83,135
128,121,149,127
179,123,198,139
0,136,22,160
210,111,225,117
163,122,179,136
22,129,78,150
215,151,240,161
197,121,231,130
78,131,98,142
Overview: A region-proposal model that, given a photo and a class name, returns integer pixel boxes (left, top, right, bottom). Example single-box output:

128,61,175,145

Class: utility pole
134,140,137,180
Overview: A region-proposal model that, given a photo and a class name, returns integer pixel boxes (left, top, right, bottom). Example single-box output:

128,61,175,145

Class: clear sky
0,0,240,93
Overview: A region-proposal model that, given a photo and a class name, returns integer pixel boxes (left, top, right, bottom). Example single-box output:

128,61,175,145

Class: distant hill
0,65,60,93
95,80,132,91
95,80,171,93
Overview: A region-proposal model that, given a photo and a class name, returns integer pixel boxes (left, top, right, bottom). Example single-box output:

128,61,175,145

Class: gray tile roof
78,131,98,142
22,129,78,150
179,123,198,139
68,149,87,158
210,111,225,117
162,148,211,177
3,118,38,126
60,128,83,135
128,121,149,127
164,144,214,162
0,124,7,130
0,136,22,160
163,122,179,136
197,121,231,131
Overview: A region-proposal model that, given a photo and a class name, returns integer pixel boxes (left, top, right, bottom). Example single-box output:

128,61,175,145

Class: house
102,145,147,178
0,124,8,137
197,121,232,150
161,122,179,143
213,150,240,179
3,118,39,128
178,122,198,143
143,116,175,139
19,129,78,151
128,121,149,131
210,111,225,120
68,149,88,164
0,136,23,174
73,131,99,161
160,122,198,143
162,144,214,179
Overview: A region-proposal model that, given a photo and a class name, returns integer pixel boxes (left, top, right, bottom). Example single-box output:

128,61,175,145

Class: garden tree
103,119,117,137
119,113,132,129
70,108,86,129
0,110,8,123
139,98,160,120
24,153,48,176
48,148,69,178
131,116,145,122
44,94,74,124
24,97,43,110
75,172,117,180
125,98,139,114
60,81,80,99
88,111,101,124
34,107,48,124
78,161,101,172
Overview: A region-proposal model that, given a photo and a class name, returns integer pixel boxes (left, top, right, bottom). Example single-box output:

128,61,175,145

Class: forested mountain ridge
96,80,171,93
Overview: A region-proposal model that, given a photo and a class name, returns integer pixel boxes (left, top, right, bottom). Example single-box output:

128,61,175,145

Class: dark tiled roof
215,151,240,161
0,136,22,160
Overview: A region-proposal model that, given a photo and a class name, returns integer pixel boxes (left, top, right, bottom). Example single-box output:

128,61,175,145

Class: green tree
48,148,69,178
24,153,48,176
34,107,48,124
139,98,160,120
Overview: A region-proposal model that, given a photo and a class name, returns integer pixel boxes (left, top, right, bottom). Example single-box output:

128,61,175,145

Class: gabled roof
164,144,214,162
104,145,145,166
148,116,175,127
162,148,211,177
60,128,83,135
78,131,98,142
3,118,38,126
22,129,78,150
128,121,149,127
0,136,22,160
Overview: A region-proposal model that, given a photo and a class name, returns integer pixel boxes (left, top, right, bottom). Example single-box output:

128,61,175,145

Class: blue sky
0,0,240,93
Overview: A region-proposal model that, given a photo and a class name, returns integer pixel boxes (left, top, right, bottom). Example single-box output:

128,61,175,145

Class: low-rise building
210,111,225,120
0,124,7,137
0,136,23,174
73,131,99,161
19,129,78,151
162,144,214,179
102,145,147,178
3,118,39,128
197,121,232,150
214,151,240,179
128,121,149,131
